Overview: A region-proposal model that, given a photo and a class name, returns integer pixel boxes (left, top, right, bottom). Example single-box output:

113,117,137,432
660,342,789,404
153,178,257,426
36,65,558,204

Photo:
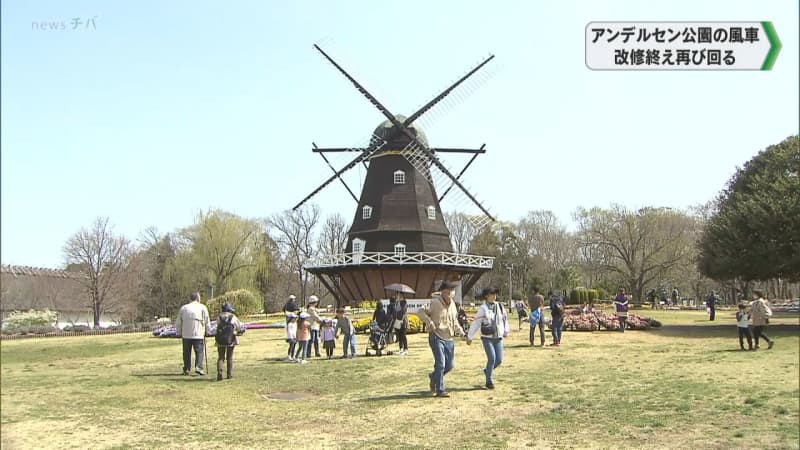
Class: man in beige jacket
750,289,774,350
176,291,211,375
416,280,465,398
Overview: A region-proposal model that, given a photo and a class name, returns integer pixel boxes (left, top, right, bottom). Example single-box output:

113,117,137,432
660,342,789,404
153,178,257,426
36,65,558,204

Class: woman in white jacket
467,287,511,390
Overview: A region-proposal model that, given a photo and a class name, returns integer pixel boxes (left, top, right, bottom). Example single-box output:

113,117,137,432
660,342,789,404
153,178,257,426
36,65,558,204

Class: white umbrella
384,283,415,295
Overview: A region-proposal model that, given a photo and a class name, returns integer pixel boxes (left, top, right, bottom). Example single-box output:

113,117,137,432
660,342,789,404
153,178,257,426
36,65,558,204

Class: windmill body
296,46,496,306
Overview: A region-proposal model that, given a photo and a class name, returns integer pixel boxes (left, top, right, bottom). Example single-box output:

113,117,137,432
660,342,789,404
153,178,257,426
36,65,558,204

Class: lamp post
505,263,513,309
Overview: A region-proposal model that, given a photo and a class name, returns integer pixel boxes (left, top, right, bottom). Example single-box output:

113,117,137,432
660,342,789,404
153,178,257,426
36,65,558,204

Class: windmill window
394,243,406,257
393,170,405,185
352,238,365,255
362,205,373,220
426,205,436,220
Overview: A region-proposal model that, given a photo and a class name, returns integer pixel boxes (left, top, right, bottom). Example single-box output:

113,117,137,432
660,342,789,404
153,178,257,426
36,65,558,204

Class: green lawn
1,309,798,449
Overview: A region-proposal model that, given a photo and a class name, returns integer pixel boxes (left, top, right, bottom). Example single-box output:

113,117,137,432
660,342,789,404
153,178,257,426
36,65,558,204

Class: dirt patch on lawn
262,391,314,401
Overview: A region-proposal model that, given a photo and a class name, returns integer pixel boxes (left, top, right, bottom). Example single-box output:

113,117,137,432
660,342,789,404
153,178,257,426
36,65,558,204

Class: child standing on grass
334,308,357,358
322,319,336,359
294,313,310,364
285,313,298,361
735,303,753,351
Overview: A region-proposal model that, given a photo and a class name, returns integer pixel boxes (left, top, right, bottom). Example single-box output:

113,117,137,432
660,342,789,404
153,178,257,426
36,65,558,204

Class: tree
63,217,132,327
513,210,578,291
444,212,479,253
134,227,186,320
181,209,263,295
575,205,695,303
698,135,800,282
269,205,321,305
317,213,348,257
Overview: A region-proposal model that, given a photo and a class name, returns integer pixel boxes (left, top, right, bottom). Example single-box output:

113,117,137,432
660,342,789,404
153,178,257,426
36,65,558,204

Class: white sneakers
397,349,409,356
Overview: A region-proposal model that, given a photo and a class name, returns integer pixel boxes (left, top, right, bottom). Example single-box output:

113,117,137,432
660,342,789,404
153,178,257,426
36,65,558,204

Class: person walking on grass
467,287,510,390
416,280,465,398
334,308,357,358
394,298,409,355
214,302,246,381
294,312,311,364
305,295,323,358
285,313,298,361
735,303,753,351
548,290,565,346
529,289,546,347
750,290,774,350
321,319,336,359
176,291,211,376
614,289,630,333
514,298,528,331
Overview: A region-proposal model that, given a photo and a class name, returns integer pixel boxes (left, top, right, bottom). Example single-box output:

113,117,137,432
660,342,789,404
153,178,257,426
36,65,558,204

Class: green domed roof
373,115,428,147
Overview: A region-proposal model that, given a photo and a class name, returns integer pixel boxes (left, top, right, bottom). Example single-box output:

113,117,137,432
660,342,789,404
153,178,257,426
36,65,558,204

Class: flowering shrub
2,309,58,333
352,313,423,334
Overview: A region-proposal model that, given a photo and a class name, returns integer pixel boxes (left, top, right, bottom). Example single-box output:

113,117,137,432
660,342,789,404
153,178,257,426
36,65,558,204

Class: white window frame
426,205,436,220
352,238,365,264
362,205,372,220
393,170,405,185
394,243,406,257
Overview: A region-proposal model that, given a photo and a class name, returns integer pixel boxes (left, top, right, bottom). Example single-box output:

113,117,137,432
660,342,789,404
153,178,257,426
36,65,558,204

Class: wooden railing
306,251,494,269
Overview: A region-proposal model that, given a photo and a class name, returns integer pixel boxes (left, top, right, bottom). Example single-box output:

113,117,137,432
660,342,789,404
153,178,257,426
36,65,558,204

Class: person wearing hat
283,295,299,323
305,295,323,358
214,302,245,381
416,280,466,398
467,287,510,390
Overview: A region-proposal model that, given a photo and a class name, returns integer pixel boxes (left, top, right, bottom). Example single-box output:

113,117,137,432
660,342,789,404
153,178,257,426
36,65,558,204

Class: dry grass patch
1,309,798,449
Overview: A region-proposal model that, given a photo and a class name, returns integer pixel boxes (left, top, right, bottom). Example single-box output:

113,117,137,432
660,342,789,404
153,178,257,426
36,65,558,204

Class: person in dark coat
282,294,299,323
705,291,718,321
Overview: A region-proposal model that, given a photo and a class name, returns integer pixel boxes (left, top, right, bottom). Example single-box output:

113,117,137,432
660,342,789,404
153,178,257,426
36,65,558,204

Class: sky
1,0,798,269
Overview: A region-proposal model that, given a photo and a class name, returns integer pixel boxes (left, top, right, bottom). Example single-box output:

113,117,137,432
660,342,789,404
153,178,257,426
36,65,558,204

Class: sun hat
435,280,459,291
307,295,319,304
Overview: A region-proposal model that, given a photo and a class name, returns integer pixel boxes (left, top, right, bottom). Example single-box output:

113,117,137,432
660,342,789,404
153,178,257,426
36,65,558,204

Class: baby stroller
366,320,392,356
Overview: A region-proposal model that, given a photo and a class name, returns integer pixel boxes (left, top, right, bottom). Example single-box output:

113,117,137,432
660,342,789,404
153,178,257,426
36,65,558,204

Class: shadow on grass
653,323,800,338
131,373,214,382
357,386,485,402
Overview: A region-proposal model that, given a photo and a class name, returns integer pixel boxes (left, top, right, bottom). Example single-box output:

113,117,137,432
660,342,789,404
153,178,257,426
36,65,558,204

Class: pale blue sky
1,0,798,269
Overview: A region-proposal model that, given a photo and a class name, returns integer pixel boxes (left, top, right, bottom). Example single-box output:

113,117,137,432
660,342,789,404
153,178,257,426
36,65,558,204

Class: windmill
295,45,496,306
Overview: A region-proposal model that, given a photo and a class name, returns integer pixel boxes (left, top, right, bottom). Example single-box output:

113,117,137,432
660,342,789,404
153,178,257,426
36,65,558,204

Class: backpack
551,297,564,315
215,315,235,346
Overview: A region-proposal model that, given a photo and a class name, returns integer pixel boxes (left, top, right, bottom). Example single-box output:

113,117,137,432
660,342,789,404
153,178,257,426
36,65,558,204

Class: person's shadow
357,386,484,402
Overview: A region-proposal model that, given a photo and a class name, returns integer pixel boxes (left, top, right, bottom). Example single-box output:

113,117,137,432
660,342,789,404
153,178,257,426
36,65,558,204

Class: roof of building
1,264,84,279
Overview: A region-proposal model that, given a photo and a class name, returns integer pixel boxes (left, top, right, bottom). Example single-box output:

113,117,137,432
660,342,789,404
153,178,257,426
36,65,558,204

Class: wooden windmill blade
313,44,496,222
292,134,386,211
402,54,494,127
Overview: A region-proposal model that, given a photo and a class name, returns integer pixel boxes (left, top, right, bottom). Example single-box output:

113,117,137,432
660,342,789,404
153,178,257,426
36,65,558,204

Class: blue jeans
428,334,455,394
342,334,356,356
481,337,503,384
551,315,563,343
182,338,204,372
307,329,320,357
530,319,545,345
295,340,308,359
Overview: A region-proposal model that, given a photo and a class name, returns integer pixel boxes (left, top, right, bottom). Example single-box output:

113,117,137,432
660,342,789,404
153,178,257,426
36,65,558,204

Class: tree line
61,136,799,326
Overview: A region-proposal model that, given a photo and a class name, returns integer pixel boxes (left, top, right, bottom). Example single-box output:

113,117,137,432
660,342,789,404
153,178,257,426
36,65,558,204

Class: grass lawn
1,309,798,449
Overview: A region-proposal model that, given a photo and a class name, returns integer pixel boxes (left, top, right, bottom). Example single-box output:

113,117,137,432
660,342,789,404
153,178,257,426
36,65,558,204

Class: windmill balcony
306,251,494,270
